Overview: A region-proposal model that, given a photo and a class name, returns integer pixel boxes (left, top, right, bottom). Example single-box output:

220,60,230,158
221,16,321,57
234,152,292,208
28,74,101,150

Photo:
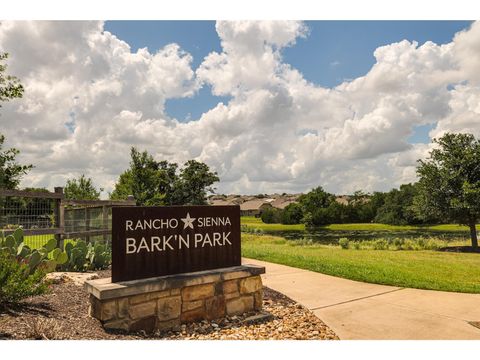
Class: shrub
338,238,350,249
402,239,416,250
24,318,65,340
0,252,48,307
393,238,404,250
423,239,441,250
373,239,388,250
281,203,304,224
296,238,314,246
261,208,282,224
1,228,68,274
352,241,361,250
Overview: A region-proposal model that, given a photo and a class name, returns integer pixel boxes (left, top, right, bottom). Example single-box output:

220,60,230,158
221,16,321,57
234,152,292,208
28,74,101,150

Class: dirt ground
0,270,338,340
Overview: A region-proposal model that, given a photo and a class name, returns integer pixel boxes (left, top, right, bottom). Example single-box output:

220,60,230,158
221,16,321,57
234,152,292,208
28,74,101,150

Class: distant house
240,200,273,217
335,195,350,205
271,198,297,210
210,199,234,206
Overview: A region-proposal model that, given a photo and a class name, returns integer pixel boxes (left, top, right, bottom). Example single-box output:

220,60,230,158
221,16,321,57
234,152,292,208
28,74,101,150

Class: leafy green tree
0,53,30,189
111,148,219,206
281,203,304,224
64,174,102,200
109,169,134,200
172,160,220,205
0,52,24,107
357,191,385,222
298,187,335,226
298,186,334,214
0,134,33,189
128,148,166,205
375,184,420,225
415,133,480,249
261,207,282,224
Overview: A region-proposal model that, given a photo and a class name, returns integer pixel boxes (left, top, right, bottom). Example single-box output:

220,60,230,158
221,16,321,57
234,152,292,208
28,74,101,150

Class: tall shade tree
0,53,24,107
111,147,219,206
415,133,480,249
64,174,102,200
0,134,33,189
0,53,29,189
109,169,134,201
173,160,220,205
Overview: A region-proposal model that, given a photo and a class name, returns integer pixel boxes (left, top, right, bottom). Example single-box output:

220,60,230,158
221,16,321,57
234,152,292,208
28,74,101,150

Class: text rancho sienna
123,213,233,254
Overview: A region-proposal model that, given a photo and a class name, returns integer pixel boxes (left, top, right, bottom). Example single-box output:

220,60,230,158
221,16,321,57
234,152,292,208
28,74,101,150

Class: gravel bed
0,270,338,340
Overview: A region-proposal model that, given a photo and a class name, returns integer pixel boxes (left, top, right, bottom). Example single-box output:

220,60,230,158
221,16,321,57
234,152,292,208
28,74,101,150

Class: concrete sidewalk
243,258,480,340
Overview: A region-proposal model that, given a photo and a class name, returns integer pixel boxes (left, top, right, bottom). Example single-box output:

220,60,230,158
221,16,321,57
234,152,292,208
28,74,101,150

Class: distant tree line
63,147,220,206
261,132,480,249
261,183,439,227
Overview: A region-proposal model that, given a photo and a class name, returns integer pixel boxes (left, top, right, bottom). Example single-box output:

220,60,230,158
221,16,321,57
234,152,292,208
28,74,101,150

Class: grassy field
22,235,92,250
241,233,480,293
242,216,305,231
241,216,473,232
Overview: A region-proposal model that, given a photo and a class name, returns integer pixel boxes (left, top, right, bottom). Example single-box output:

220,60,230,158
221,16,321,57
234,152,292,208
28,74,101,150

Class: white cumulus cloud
1,20,480,196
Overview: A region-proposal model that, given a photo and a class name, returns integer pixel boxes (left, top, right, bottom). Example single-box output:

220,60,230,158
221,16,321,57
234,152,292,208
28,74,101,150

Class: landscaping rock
46,272,99,286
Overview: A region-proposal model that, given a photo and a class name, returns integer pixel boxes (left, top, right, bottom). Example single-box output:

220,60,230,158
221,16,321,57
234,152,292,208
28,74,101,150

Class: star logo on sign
181,212,196,229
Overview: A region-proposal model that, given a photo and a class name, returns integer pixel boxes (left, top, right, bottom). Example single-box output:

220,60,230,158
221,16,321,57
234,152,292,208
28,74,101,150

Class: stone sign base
84,265,266,333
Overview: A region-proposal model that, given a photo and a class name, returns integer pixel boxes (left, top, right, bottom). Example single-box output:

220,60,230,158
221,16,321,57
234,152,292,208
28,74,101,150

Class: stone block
224,291,240,300
104,319,130,331
89,296,101,319
128,301,156,320
239,276,262,294
223,279,238,294
253,289,263,311
129,293,150,305
182,299,204,312
183,274,221,287
117,298,129,319
182,283,214,302
84,265,264,300
156,318,181,331
100,299,117,321
226,295,254,316
170,288,180,296
222,270,251,281
157,296,181,321
205,296,226,320
181,306,206,323
130,316,156,333
148,289,172,300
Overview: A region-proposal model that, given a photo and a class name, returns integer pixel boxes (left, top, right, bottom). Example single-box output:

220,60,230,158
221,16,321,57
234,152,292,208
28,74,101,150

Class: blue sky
4,20,480,194
105,20,472,144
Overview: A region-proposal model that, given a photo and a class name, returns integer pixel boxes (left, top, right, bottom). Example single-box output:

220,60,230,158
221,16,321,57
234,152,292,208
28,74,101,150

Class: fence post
54,187,65,250
102,205,108,242
85,206,90,243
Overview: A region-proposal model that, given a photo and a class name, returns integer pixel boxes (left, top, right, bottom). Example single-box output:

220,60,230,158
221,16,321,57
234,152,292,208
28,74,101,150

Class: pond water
260,229,471,245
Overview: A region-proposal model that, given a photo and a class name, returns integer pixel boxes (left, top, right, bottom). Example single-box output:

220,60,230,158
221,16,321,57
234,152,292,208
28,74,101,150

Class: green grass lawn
241,216,305,231
23,235,80,250
241,216,473,232
241,233,480,293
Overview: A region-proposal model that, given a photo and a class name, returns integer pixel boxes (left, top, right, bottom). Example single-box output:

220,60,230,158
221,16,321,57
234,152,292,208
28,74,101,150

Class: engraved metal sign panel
111,205,241,282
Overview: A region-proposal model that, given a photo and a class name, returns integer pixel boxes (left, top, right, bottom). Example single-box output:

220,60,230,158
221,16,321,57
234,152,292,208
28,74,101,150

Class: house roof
240,199,272,211
210,199,234,206
271,199,297,209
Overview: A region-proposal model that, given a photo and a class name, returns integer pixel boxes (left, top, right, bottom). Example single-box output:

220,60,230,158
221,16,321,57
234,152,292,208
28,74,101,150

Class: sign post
111,205,241,282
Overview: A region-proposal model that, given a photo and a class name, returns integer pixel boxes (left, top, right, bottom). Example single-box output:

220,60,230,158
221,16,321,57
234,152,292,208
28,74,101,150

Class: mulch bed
0,270,338,340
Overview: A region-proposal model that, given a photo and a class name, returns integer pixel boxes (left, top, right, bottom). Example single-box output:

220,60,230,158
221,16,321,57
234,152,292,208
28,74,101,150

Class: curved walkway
243,258,480,339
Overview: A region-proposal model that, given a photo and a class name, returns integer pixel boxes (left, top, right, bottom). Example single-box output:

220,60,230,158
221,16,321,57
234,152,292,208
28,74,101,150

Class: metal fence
0,188,135,249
